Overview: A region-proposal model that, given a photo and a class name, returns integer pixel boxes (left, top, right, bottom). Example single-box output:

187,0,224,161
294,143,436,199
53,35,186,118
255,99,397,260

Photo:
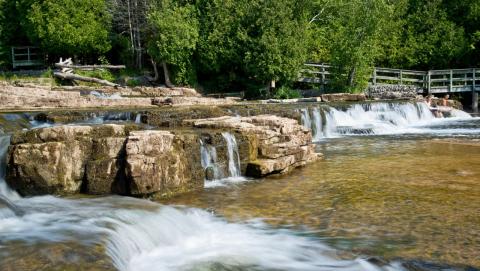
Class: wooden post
400,70,403,85
427,71,431,94
449,70,453,92
27,47,30,62
321,65,325,85
373,67,377,85
473,68,476,90
11,47,15,69
473,69,478,113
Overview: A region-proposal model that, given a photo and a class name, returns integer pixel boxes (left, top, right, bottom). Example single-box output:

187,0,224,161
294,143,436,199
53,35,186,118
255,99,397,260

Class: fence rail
299,63,480,94
11,46,43,69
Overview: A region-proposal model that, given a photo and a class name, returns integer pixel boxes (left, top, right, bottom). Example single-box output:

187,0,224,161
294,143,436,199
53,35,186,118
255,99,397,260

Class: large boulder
6,114,321,197
7,140,88,195
7,126,95,195
125,131,203,197
6,124,204,197
7,125,133,195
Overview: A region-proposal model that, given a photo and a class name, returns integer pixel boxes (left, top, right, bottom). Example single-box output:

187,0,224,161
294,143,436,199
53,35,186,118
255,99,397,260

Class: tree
26,0,112,58
146,0,199,87
399,0,468,69
195,0,309,96
309,0,398,92
0,0,33,67
108,0,149,68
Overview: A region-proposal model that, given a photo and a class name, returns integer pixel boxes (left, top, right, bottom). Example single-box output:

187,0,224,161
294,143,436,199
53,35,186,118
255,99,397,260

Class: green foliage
273,86,302,99
126,78,141,87
196,0,309,93
26,0,111,56
309,0,397,92
399,0,468,69
146,0,199,85
0,0,479,93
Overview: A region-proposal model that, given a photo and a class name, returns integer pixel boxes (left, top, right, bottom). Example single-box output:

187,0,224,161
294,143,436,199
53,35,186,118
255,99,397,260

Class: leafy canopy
146,0,199,84
26,0,112,56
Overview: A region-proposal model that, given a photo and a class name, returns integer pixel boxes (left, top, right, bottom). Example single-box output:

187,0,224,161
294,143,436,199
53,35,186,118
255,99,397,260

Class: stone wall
365,85,421,100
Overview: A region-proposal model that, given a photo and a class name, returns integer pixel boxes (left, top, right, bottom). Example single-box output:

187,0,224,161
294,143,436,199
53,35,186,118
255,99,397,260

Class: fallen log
54,72,119,87
54,63,126,70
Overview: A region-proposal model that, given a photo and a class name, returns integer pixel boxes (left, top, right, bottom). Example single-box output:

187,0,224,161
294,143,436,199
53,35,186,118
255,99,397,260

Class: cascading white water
0,135,20,201
200,139,222,180
222,132,241,177
2,132,400,270
312,108,324,141
0,194,403,271
135,113,142,124
201,135,249,188
318,102,478,138
450,108,472,118
300,108,312,131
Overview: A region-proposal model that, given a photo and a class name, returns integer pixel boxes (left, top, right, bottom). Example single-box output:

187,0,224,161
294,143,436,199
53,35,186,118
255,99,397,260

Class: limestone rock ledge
6,124,203,197
6,115,321,197
184,115,322,177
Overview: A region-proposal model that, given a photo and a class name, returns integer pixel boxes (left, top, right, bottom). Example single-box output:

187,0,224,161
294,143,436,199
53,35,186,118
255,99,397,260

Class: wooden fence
299,63,480,94
11,47,43,69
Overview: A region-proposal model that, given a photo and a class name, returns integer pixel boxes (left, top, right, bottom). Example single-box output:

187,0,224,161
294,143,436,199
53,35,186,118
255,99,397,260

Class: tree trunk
55,64,126,70
348,66,356,87
149,59,159,82
162,62,174,88
54,72,119,87
127,0,134,58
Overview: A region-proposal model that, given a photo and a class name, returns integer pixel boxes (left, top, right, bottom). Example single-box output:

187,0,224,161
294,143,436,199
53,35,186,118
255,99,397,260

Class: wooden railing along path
299,63,479,94
11,47,43,69
299,63,479,111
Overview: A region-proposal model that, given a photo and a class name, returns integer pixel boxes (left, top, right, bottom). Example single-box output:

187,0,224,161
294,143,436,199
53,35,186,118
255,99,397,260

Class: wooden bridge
299,63,479,110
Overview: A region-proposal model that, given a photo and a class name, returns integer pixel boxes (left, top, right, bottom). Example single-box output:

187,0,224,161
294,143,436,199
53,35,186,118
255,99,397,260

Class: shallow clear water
164,134,480,268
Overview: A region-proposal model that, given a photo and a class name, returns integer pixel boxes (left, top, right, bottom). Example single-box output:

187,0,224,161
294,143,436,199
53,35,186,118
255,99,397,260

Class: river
0,102,479,270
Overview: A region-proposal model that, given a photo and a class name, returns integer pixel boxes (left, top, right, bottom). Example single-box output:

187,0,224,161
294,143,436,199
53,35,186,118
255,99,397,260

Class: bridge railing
372,67,426,87
298,63,332,84
11,46,43,69
299,63,479,94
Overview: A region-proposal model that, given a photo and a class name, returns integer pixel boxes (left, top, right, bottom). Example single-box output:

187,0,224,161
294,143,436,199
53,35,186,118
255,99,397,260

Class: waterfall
319,102,453,137
312,108,324,141
300,108,312,131
200,139,221,180
135,113,142,124
222,132,241,177
450,108,472,118
0,135,20,201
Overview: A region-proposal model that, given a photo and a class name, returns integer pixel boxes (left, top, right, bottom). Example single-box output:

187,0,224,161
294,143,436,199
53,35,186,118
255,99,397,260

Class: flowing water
1,102,479,270
201,133,249,188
